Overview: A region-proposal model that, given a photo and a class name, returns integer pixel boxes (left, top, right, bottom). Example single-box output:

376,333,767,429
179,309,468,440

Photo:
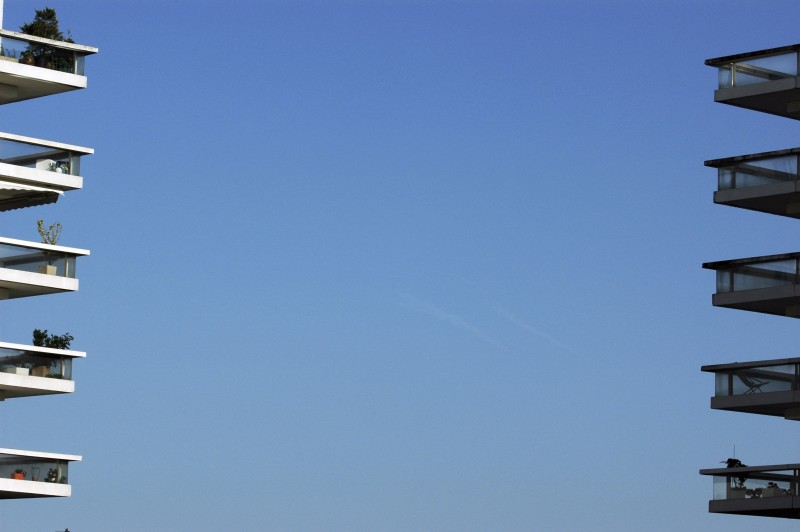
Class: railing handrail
0,236,89,256
702,358,800,372
0,29,97,55
0,448,81,461
0,340,84,358
703,252,800,270
0,131,93,155
706,45,800,67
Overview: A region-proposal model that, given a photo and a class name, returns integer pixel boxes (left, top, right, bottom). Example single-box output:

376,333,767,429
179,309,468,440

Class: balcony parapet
0,29,98,104
706,147,800,218
0,448,79,499
700,463,800,519
0,236,89,299
702,357,800,418
703,252,800,318
0,131,92,211
706,44,800,119
0,340,84,399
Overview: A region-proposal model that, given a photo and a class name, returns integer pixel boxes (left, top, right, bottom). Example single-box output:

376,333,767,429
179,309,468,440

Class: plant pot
37,264,56,275
30,366,48,377
35,55,52,69
728,487,746,499
12,473,24,480
3,366,29,375
762,487,785,497
20,54,34,65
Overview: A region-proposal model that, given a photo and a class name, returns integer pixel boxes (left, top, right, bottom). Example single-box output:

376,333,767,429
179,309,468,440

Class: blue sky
3,0,800,530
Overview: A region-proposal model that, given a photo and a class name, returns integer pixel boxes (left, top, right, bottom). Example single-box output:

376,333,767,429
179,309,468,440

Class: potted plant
32,329,73,378
724,458,748,499
48,160,69,174
36,219,61,275
19,49,34,65
44,468,57,482
18,8,74,72
762,481,786,497
12,469,26,480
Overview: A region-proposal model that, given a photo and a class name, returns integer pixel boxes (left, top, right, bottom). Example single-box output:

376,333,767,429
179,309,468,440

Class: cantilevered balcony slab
0,341,83,399
0,236,88,299
0,131,92,211
700,464,800,519
0,29,97,104
707,148,800,218
707,44,800,119
702,358,800,419
0,448,79,499
703,253,800,318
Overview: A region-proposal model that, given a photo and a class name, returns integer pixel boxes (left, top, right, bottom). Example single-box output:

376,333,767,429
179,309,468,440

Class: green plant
19,8,75,72
724,457,748,489
36,219,61,246
32,329,73,350
19,8,72,42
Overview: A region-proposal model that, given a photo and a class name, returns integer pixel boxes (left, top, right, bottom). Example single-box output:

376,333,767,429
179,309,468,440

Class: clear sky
2,0,800,530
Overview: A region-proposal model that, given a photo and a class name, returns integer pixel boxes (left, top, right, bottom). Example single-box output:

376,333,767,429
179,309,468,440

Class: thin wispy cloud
493,306,583,357
397,293,509,351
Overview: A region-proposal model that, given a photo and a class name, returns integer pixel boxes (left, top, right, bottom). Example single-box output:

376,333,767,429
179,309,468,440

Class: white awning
0,179,62,211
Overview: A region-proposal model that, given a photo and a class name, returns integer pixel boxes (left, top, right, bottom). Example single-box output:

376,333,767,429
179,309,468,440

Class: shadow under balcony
0,131,92,211
0,340,83,399
700,464,800,519
0,448,79,499
702,358,800,419
703,253,800,318
707,147,800,218
0,29,97,104
0,236,88,299
707,44,800,119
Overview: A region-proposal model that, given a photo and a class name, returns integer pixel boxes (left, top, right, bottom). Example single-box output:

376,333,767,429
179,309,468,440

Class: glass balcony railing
713,152,799,191
710,255,799,294
0,454,70,484
0,132,90,179
712,361,797,397
0,31,89,76
0,346,72,380
716,51,798,89
711,468,796,501
0,240,76,278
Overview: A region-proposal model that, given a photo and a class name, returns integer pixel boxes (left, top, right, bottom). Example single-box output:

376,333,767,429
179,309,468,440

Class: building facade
700,44,800,519
0,0,96,499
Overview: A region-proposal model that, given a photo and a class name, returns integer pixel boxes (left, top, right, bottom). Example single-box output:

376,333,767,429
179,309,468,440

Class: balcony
701,358,800,419
0,131,92,211
700,463,800,519
707,148,800,218
0,340,83,399
703,253,800,318
0,236,88,299
0,29,97,104
707,44,800,119
0,448,79,499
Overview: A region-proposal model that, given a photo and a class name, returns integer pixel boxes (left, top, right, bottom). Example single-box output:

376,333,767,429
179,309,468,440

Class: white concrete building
0,0,96,499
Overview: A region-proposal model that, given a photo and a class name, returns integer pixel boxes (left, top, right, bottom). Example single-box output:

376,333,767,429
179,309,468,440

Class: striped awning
0,180,62,211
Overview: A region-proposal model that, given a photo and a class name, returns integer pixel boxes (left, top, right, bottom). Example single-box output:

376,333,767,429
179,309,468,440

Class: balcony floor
714,182,800,219
714,77,800,119
0,62,85,104
711,285,800,318
709,496,800,519
710,390,800,418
